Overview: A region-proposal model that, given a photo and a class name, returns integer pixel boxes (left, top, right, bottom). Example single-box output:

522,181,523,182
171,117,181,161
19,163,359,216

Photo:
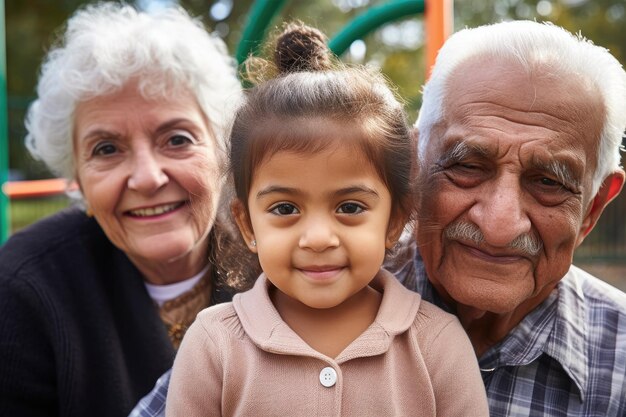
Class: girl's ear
231,199,257,253
385,214,407,249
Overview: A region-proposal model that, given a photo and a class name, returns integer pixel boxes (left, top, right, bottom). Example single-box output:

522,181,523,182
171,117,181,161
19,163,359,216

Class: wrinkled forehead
434,56,605,172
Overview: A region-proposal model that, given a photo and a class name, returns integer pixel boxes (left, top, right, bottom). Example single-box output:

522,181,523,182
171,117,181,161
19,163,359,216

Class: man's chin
443,280,533,316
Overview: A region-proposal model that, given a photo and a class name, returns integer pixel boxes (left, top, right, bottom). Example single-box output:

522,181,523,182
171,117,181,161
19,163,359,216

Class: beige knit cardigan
167,270,489,416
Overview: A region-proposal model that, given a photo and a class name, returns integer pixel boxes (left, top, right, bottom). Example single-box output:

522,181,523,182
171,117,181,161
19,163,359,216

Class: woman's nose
127,147,168,194
298,215,340,252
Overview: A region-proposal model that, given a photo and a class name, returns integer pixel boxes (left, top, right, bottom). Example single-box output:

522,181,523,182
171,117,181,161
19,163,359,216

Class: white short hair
416,20,626,195
25,2,242,180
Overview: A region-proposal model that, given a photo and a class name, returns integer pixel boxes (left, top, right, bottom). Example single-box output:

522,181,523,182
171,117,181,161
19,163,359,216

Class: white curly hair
25,2,242,187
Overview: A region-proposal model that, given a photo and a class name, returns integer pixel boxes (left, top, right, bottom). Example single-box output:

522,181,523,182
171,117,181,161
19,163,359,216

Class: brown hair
230,22,413,223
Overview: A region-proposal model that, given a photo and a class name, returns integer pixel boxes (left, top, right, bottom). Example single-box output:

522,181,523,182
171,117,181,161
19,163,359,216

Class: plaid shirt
130,243,626,417
129,370,170,417
394,241,626,417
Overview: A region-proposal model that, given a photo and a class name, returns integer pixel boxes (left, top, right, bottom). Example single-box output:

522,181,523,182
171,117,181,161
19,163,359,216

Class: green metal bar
236,0,287,65
0,0,9,243
329,0,425,56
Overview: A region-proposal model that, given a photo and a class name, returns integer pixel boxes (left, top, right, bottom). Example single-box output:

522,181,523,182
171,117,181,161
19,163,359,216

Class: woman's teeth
129,203,181,217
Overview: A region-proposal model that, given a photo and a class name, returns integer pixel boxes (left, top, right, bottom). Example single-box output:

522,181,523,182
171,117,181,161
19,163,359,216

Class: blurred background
3,0,625,287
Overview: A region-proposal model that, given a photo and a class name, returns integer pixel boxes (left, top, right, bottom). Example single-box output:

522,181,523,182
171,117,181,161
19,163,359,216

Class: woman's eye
337,202,364,214
168,134,193,147
93,143,117,156
270,203,299,216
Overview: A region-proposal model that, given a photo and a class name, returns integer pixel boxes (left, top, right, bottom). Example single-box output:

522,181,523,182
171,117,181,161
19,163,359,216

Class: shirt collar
413,251,589,401
232,270,421,363
544,267,589,401
479,268,588,401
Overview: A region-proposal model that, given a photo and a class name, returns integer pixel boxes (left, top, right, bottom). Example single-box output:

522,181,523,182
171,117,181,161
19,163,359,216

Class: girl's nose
298,215,340,252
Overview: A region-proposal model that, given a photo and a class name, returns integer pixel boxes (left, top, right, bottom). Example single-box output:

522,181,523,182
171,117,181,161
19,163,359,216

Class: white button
319,366,337,387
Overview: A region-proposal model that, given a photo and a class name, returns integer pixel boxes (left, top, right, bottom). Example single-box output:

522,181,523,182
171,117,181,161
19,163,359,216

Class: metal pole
425,0,453,78
0,0,10,243
235,0,287,65
328,0,425,56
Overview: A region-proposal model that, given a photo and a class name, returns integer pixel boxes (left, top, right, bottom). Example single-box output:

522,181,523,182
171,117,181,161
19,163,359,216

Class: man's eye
452,162,481,171
93,143,117,156
168,134,193,147
337,202,364,214
270,203,299,216
540,177,561,187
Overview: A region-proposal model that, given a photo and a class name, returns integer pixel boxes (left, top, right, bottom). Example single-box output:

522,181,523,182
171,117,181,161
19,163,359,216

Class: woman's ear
231,199,257,253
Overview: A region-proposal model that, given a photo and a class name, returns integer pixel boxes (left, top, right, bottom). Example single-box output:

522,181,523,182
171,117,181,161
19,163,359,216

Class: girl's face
234,142,401,310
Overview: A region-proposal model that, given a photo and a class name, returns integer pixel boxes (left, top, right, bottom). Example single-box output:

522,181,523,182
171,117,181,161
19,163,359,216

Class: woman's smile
125,201,186,218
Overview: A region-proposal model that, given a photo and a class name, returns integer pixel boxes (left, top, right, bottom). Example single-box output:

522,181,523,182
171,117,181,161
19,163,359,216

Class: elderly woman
0,3,254,416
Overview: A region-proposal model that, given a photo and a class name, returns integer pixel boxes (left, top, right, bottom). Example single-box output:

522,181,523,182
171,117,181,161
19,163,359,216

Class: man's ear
577,170,625,246
231,199,257,253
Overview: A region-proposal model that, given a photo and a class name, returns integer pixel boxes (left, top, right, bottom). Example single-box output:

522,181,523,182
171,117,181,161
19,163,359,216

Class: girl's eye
168,134,193,147
270,203,299,216
337,202,364,214
93,142,117,156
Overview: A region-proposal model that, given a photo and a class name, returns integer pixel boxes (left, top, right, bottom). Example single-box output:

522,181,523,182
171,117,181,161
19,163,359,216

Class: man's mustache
444,221,543,256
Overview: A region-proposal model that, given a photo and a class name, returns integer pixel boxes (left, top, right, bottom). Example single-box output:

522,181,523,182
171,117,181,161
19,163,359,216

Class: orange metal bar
2,178,77,199
425,0,453,78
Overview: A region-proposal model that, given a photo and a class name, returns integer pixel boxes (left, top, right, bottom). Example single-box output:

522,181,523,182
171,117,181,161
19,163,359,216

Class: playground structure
0,0,453,242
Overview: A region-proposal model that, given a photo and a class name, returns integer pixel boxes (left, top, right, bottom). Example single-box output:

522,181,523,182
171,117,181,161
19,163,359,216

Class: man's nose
467,176,531,247
298,214,340,252
127,146,168,194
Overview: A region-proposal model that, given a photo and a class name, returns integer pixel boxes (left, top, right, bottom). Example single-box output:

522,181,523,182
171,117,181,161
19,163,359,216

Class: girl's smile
296,265,347,282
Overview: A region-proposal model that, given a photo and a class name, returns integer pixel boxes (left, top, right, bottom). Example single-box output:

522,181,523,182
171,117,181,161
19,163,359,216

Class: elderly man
399,20,626,416
130,20,625,417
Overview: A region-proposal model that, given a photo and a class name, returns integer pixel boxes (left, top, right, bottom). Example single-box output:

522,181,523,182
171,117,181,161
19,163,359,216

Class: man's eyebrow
530,157,581,188
440,140,491,163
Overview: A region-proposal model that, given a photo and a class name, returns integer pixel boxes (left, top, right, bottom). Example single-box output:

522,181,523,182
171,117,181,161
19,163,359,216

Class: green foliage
9,197,71,232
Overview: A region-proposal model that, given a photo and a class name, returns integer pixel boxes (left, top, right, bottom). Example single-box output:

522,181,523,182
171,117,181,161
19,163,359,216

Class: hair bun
274,22,333,74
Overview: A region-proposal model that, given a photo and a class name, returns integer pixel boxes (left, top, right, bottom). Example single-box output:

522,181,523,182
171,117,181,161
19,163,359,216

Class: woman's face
73,83,223,282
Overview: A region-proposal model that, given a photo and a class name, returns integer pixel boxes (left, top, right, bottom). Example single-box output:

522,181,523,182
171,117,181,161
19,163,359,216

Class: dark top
0,207,229,417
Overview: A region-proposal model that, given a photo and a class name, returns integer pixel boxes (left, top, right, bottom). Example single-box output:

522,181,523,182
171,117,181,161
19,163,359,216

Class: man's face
416,58,604,315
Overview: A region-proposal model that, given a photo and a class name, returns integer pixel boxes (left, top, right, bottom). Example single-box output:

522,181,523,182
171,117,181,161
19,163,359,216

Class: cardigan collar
233,269,421,364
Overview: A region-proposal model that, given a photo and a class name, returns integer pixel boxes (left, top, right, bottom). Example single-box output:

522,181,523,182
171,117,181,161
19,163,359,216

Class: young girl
166,23,488,417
